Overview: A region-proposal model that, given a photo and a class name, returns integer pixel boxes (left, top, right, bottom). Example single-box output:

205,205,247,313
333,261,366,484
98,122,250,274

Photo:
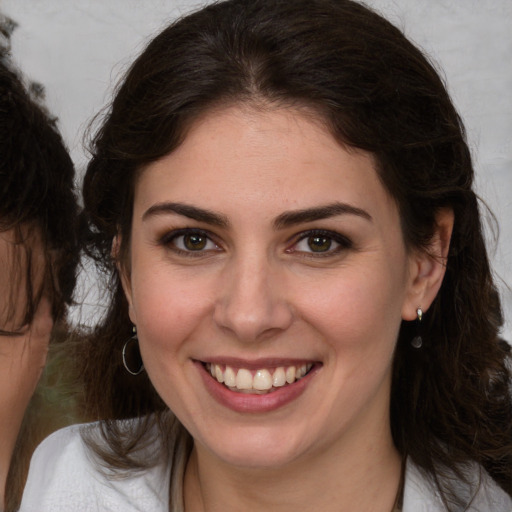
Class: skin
0,227,53,508
121,105,452,512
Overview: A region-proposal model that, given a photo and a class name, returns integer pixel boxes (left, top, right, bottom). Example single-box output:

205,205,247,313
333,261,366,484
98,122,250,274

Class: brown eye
307,236,332,252
288,229,352,257
183,233,208,251
162,229,220,255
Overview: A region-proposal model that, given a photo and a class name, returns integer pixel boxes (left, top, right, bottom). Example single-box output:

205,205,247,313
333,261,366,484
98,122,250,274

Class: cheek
130,267,214,360
297,265,407,355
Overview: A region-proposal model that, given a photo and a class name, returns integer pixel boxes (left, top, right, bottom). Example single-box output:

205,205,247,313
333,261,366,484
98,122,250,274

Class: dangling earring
411,307,423,349
122,326,145,375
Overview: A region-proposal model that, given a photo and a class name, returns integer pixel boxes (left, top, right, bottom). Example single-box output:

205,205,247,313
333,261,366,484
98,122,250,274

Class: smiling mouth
204,362,314,394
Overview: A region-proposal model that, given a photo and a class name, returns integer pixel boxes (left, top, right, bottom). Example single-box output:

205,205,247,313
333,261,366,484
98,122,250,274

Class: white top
19,424,512,512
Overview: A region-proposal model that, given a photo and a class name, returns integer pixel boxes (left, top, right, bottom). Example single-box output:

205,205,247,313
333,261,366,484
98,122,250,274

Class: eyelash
158,228,353,258
158,228,221,257
286,229,353,258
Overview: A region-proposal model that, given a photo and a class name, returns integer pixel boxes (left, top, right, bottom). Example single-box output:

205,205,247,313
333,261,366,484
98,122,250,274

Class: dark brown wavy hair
78,0,512,509
1,51,80,510
0,53,79,329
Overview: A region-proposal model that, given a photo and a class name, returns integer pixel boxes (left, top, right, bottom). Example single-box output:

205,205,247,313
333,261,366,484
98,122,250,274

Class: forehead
134,106,397,223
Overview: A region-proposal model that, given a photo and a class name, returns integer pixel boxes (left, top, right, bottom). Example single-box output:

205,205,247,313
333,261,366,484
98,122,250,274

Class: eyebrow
142,201,372,229
142,202,229,228
273,202,372,229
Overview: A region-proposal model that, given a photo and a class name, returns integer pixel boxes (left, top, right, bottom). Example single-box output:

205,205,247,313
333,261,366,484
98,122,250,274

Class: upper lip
197,357,319,369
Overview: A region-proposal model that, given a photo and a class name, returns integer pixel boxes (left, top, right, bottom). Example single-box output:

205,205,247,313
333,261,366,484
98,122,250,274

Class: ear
112,235,137,324
402,208,454,320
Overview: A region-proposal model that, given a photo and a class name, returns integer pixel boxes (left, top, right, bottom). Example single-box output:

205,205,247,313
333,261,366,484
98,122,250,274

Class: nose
213,254,293,342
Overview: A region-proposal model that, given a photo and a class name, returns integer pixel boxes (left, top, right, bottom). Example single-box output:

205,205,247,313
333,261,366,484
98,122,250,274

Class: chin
197,424,310,470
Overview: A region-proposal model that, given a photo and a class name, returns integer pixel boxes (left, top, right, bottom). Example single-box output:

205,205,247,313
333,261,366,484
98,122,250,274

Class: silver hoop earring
411,307,423,349
122,326,145,376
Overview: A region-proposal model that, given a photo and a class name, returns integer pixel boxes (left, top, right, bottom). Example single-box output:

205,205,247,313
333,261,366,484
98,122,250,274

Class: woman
20,0,512,510
0,52,79,510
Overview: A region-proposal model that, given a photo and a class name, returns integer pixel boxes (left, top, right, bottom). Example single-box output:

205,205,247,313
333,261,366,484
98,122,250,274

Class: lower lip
195,362,318,413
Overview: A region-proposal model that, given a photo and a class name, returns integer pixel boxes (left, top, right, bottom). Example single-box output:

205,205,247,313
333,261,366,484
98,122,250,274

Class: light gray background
2,0,511,339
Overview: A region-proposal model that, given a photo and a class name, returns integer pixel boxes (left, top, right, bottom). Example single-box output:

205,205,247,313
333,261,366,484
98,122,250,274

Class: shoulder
19,424,92,511
19,422,170,512
468,471,512,512
403,459,512,512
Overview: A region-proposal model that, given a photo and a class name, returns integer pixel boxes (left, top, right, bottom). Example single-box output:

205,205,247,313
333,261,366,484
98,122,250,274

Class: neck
184,422,402,512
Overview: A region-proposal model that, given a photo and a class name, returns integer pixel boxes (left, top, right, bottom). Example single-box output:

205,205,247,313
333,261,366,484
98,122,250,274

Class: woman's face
123,106,428,469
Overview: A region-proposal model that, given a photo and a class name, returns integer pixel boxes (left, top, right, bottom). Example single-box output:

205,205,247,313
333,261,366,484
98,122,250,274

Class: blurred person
0,50,79,511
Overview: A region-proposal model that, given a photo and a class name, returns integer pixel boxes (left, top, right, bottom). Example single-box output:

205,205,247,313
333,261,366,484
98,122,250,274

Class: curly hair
78,1,512,509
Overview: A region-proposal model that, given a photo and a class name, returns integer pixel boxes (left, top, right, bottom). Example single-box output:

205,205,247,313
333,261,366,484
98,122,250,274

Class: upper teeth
207,363,313,392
